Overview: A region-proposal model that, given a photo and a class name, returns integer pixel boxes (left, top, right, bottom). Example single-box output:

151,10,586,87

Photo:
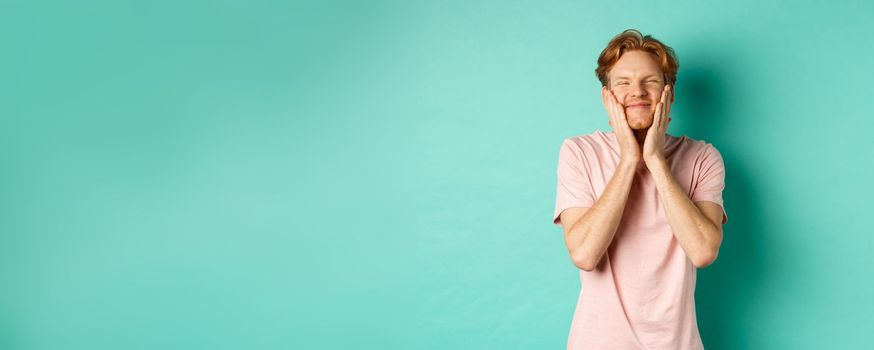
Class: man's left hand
643,84,673,165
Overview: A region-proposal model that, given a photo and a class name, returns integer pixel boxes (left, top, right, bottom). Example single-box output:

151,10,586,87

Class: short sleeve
691,144,728,224
553,139,596,226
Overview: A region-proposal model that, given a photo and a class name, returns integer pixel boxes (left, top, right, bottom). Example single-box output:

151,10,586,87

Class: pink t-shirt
552,130,728,350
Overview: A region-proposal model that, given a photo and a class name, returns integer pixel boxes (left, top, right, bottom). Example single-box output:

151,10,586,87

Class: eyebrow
613,74,662,80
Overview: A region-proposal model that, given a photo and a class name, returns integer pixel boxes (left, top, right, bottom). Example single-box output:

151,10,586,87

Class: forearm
565,159,638,270
647,157,721,267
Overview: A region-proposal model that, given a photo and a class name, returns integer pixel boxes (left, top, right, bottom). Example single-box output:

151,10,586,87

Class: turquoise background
2,0,873,349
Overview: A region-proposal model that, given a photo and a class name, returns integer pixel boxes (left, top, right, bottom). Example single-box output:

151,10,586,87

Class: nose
629,82,648,98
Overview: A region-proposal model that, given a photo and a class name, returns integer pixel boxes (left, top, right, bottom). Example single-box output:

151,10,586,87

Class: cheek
610,89,627,101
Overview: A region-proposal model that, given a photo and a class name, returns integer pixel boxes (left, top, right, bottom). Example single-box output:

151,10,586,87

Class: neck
633,129,647,150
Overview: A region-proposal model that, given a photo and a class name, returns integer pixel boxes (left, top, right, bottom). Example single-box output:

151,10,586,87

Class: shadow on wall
676,58,771,350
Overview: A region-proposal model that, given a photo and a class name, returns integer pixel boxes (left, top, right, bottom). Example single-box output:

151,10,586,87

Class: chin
627,117,653,130
626,110,653,128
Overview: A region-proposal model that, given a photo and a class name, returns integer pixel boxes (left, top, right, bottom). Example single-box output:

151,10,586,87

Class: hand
643,84,673,164
602,87,641,164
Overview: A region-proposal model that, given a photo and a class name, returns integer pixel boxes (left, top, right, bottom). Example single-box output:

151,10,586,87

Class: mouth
626,103,650,109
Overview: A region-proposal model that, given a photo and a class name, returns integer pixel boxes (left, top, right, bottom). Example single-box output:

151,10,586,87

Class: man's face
606,50,669,130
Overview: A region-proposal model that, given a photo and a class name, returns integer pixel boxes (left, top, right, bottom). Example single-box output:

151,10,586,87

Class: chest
588,158,696,234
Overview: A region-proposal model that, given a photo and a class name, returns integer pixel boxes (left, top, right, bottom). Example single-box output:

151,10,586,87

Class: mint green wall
3,1,872,349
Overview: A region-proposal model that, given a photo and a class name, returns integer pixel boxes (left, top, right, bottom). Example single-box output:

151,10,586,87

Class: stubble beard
626,109,654,130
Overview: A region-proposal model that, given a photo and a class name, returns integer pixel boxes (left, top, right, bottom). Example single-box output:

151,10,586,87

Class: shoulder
671,134,725,166
559,130,615,154
673,134,722,154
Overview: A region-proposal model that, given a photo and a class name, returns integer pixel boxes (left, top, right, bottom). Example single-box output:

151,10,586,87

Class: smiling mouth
627,104,650,108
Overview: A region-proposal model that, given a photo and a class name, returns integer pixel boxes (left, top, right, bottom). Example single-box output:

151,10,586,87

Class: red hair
595,29,679,87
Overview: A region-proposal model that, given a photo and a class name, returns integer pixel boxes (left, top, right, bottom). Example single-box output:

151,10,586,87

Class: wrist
620,156,641,168
644,153,666,165
645,155,670,175
619,159,642,175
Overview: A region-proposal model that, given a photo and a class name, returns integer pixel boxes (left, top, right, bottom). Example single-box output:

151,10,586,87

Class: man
552,29,728,349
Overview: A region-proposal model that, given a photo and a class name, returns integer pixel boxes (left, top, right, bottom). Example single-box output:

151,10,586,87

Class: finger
610,101,619,130
610,93,621,129
656,88,667,131
603,88,615,124
658,101,664,129
659,85,670,120
661,105,671,134
602,86,607,105
603,88,617,129
665,85,673,117
609,91,624,121
603,88,614,118
608,90,617,122
611,91,629,129
661,102,668,131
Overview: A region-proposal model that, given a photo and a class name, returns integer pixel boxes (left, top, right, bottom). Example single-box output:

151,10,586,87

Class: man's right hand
602,87,641,164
